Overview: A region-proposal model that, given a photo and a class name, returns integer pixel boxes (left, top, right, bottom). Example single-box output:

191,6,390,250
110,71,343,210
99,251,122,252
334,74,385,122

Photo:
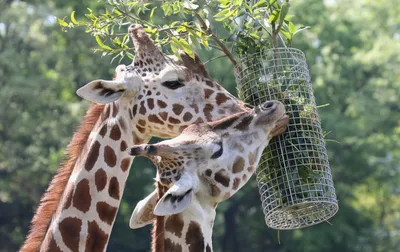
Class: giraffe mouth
270,114,289,137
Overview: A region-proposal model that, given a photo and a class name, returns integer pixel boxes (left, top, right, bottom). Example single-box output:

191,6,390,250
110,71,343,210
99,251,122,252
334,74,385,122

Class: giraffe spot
242,174,248,182
97,202,118,225
108,177,120,200
232,177,241,190
112,102,119,117
121,158,131,172
110,124,121,141
138,119,146,127
132,105,138,116
183,112,193,122
206,244,211,252
48,233,62,252
204,89,214,99
101,105,110,122
62,182,74,210
205,169,212,177
218,109,225,114
85,220,108,252
191,104,199,113
165,238,183,252
248,166,255,173
136,125,146,134
120,140,128,151
159,112,168,121
168,117,181,124
99,124,107,137
203,104,213,121
210,184,221,197
248,151,257,165
172,104,184,115
95,168,107,192
165,214,184,238
234,115,253,131
232,156,245,173
156,91,161,96
129,108,133,120
85,141,101,171
59,217,81,252
147,90,152,96
205,80,214,87
179,125,187,132
186,221,205,252
212,116,237,130
138,95,143,100
72,179,91,213
104,145,117,167
147,98,155,110
214,169,230,187
216,93,229,105
139,103,146,115
157,100,167,108
148,114,164,125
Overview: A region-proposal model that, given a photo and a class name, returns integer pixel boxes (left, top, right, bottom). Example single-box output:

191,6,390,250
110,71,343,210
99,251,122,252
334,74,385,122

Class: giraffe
128,100,289,252
20,24,251,252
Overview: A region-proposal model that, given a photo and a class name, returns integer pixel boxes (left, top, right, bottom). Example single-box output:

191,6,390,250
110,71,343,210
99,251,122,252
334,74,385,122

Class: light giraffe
129,100,289,252
20,24,250,252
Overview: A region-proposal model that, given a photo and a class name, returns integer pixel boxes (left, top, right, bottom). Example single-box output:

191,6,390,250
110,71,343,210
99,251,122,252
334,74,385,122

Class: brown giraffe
20,24,250,252
129,100,289,252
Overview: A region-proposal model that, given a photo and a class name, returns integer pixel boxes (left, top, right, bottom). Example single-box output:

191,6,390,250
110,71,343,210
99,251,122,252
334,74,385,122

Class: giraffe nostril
262,101,275,109
146,145,157,155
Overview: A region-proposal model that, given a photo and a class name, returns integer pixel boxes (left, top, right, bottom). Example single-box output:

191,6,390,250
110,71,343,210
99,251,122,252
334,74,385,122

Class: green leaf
150,7,157,18
250,31,260,39
280,28,291,40
268,9,279,24
95,36,112,50
278,1,290,28
214,8,230,18
178,39,195,58
70,11,78,25
252,0,265,10
57,18,68,27
289,21,296,34
294,26,311,35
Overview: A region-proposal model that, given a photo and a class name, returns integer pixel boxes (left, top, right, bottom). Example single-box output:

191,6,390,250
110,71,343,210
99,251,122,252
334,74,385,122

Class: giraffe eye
162,80,185,90
211,142,223,159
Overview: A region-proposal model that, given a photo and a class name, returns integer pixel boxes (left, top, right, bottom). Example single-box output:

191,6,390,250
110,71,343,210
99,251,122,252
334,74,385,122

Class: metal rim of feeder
235,47,338,230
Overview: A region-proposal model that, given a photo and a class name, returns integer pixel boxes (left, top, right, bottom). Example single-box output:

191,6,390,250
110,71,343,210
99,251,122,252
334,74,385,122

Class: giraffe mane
20,103,106,252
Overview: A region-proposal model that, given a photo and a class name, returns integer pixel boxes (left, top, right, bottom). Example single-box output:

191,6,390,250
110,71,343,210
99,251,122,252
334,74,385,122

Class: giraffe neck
161,196,216,252
31,102,147,252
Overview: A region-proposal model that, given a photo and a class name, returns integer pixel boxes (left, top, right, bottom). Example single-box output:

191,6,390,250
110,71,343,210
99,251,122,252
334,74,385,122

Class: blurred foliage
0,0,399,252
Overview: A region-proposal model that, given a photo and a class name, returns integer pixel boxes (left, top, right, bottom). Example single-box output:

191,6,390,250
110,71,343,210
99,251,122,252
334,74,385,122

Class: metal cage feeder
235,48,338,230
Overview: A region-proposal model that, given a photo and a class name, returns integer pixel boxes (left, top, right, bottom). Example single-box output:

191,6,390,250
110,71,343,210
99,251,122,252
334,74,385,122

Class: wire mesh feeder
235,48,338,230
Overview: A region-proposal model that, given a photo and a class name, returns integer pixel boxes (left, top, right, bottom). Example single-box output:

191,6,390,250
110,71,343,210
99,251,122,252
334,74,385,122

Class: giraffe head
76,24,249,140
129,100,288,227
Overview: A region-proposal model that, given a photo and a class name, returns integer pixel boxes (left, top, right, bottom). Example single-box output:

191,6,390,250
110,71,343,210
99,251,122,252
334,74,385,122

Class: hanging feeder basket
235,48,338,230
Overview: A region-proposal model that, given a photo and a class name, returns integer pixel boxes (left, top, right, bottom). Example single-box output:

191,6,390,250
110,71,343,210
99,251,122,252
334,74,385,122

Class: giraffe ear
76,80,127,104
129,190,157,229
153,172,195,216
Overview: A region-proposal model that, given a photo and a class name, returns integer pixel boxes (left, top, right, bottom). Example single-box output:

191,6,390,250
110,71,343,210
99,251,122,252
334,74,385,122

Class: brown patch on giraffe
157,100,167,108
159,111,168,121
248,151,257,165
165,214,184,238
99,124,107,137
205,80,214,87
149,114,164,125
59,217,82,252
248,166,255,173
20,104,105,252
120,140,128,151
203,104,213,121
136,125,146,134
191,104,199,113
216,93,229,105
85,221,109,252
214,169,230,187
121,158,131,172
104,145,117,167
63,183,74,210
183,112,193,122
72,179,91,213
210,184,221,197
179,125,187,132
129,108,133,120
165,238,183,252
85,140,101,171
242,174,248,181
47,233,62,252
132,104,138,116
112,102,119,117
234,115,253,131
110,124,121,141
168,117,181,124
139,102,146,115
232,178,241,190
97,202,118,225
108,177,120,200
205,169,212,177
204,89,214,99
206,244,212,252
95,168,107,192
186,221,205,252
232,156,245,173
101,105,110,122
172,104,184,115
147,98,155,110
138,119,146,127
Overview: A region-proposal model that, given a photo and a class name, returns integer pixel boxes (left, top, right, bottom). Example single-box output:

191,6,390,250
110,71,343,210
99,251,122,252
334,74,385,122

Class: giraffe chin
270,114,289,137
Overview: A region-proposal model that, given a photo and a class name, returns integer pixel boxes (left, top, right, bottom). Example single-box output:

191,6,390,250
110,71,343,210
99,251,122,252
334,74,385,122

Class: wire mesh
235,48,338,230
